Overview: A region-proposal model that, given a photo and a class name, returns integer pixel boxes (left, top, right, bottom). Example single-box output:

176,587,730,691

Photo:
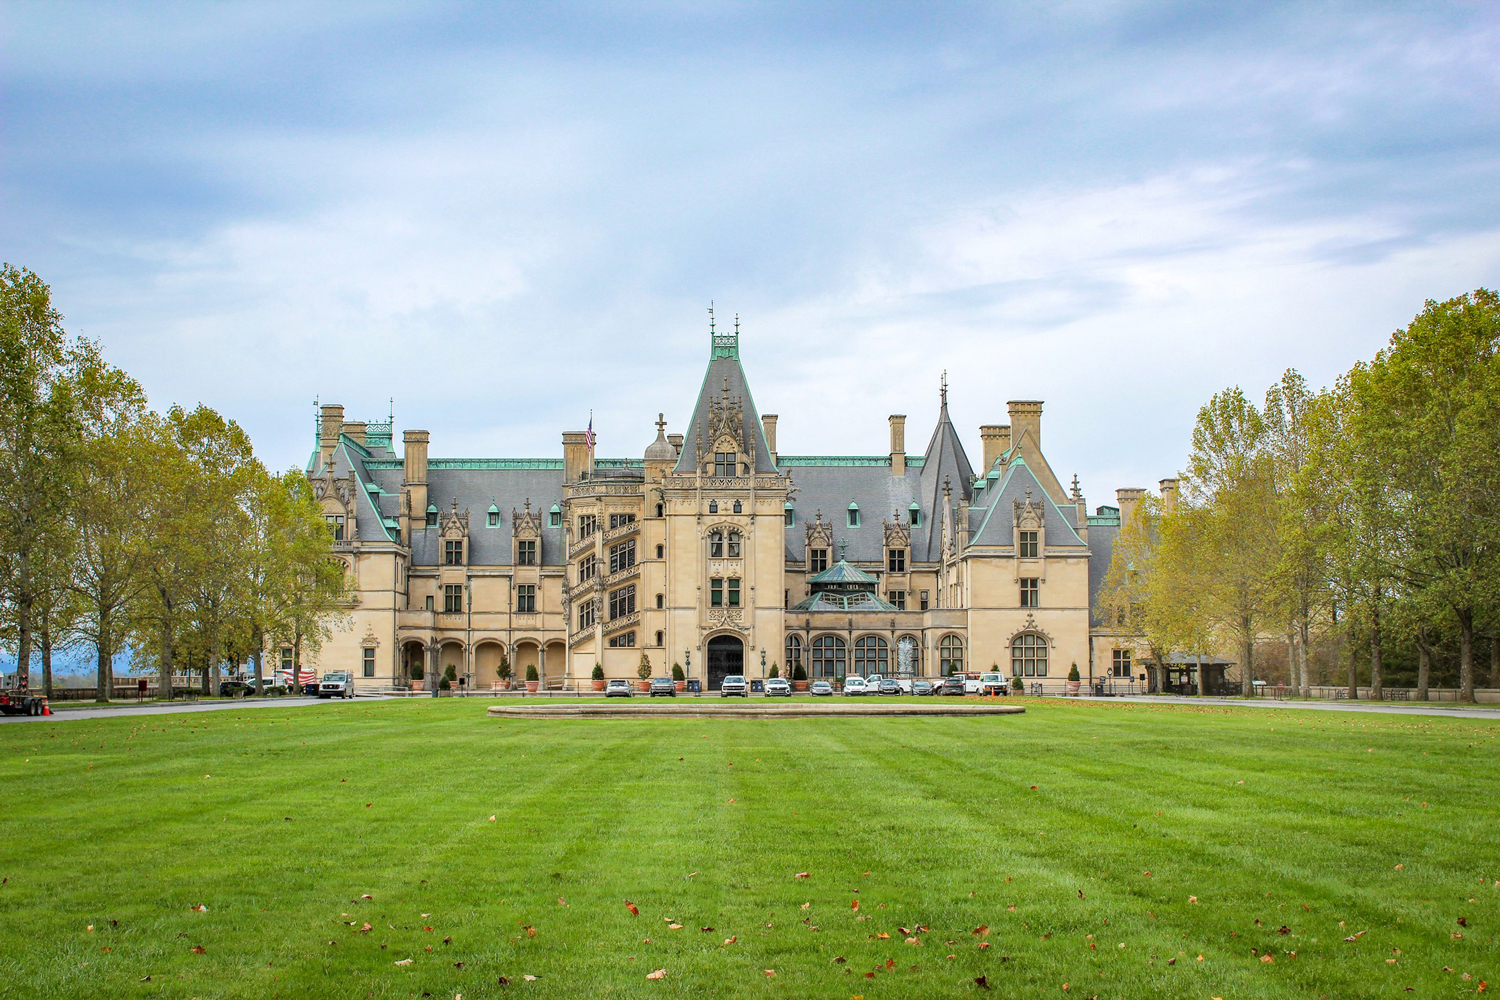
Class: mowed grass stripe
1,700,1497,999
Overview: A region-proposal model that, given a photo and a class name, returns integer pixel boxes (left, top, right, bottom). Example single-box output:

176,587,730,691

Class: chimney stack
1007,401,1043,452
762,414,778,465
1116,487,1146,530
889,414,906,475
1159,478,1179,514
979,424,1011,473
563,431,590,484
343,421,367,447
319,404,345,467
667,433,684,456
403,430,429,538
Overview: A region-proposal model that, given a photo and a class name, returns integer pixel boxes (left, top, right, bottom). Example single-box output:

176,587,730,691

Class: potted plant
525,663,539,694
498,652,512,690
672,662,686,692
1067,662,1081,696
443,664,457,695
637,652,652,692
591,663,606,692
792,663,808,692
1011,670,1025,696
439,675,452,693
769,663,779,679
410,662,425,692
835,674,845,693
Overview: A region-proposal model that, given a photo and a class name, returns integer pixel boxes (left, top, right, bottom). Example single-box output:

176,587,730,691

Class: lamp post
760,647,767,676
685,650,691,696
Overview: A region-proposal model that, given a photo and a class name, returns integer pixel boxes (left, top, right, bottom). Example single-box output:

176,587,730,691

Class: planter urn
793,680,808,692
525,680,540,693
591,679,606,692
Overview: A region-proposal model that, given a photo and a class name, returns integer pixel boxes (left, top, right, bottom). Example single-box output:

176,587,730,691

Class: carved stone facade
298,321,1150,694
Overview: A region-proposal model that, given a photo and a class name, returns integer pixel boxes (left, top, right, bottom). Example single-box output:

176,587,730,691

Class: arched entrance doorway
707,635,744,691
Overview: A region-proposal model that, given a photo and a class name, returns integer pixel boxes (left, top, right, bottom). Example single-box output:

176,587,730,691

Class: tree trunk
1491,636,1499,689
1369,604,1384,701
1346,623,1359,700
252,626,264,695
40,623,53,700
1298,618,1312,699
159,633,174,701
1457,608,1475,703
1238,614,1253,696
15,596,32,691
1415,628,1431,702
1286,629,1298,694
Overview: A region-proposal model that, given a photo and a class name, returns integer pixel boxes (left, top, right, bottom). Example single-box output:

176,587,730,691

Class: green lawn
1,700,1496,999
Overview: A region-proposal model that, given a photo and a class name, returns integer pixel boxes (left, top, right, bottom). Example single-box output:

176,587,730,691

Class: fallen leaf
973,925,990,937
795,872,810,879
646,968,666,979
975,975,990,989
832,956,846,964
851,900,860,911
1261,954,1275,964
361,894,372,900
190,946,206,954
1188,896,1198,904
886,959,896,971
978,942,991,950
489,816,496,822
625,901,639,916
905,937,920,945
723,936,737,946
523,975,537,981
667,922,683,930
763,969,776,977
190,904,208,912
525,926,536,937
86,925,94,933
395,958,413,966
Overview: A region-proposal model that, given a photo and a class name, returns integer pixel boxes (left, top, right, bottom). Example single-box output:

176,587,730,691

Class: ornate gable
1013,489,1045,533
883,512,912,549
512,499,543,539
440,499,469,539
805,511,834,551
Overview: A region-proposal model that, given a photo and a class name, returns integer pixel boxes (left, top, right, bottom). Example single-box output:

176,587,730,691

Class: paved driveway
0,696,381,724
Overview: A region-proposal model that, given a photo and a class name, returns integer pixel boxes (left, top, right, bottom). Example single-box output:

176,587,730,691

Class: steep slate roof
673,328,778,475
783,462,929,564
1086,521,1118,626
915,396,975,561
967,456,1088,549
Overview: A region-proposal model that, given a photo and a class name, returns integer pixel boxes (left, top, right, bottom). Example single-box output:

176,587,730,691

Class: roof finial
656,412,667,434
734,313,740,335
1071,473,1081,501
388,397,394,424
940,370,948,408
837,537,849,560
708,301,715,335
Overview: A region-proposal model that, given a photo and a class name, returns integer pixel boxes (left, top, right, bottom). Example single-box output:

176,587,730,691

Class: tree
1263,369,1326,698
1166,387,1282,694
1348,290,1500,702
261,473,351,688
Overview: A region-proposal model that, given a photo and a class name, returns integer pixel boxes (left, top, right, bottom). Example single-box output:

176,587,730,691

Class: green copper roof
806,559,879,586
778,455,925,468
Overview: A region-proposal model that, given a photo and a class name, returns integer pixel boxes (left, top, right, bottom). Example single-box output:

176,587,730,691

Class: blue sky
5,1,1499,503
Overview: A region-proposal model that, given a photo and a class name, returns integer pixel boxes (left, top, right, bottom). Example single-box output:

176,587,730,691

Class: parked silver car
764,677,792,697
810,680,834,696
605,678,634,698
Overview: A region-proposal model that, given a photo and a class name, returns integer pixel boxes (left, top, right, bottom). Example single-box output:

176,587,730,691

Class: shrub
498,654,511,680
526,663,538,682
1068,663,1081,682
439,677,451,691
792,662,807,682
592,663,605,681
671,663,684,681
638,653,652,680
410,663,424,681
769,664,779,679
444,664,457,682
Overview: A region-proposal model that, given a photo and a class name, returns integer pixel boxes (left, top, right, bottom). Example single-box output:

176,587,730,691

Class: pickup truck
719,674,748,697
317,671,355,699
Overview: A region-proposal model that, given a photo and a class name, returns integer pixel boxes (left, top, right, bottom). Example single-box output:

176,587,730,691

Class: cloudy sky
5,1,1498,501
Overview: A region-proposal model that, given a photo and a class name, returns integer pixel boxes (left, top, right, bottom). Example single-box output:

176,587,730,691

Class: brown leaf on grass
700,926,714,932
489,816,496,822
800,903,810,911
361,894,372,900
762,969,776,977
667,923,683,930
360,923,372,933
1260,954,1275,963
794,872,810,879
190,904,208,912
905,937,920,945
523,974,537,981
1277,926,1290,935
876,932,890,940
832,956,846,964
625,901,639,916
851,900,860,911
190,946,206,954
978,942,991,950
975,975,990,989
885,959,896,971
525,926,536,938
723,936,737,946
646,968,666,979
1458,917,1468,927
138,976,151,982
973,925,990,937
497,976,511,986
443,936,452,944
558,898,567,907
1188,896,1198,904
394,958,413,965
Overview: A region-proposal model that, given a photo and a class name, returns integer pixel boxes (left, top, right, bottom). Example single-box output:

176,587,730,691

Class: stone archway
400,640,427,687
474,641,506,690
707,634,744,691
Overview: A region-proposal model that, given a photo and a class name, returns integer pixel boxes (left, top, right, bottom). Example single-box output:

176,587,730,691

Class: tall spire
940,369,948,409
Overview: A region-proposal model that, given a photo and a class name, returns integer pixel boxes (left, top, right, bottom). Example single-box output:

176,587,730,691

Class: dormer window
847,502,861,527
1019,529,1039,558
549,505,562,527
325,515,345,541
909,502,921,527
809,547,828,573
425,504,438,527
785,504,795,527
714,452,735,477
444,539,463,565
487,507,500,528
887,547,906,573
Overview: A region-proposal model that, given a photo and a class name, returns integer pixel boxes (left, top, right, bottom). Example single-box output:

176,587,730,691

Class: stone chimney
343,421,367,447
563,431,590,484
980,424,1011,473
1116,487,1146,530
762,414,778,465
318,403,345,467
1159,478,1179,514
1007,401,1042,451
668,433,684,456
889,414,906,476
403,430,429,538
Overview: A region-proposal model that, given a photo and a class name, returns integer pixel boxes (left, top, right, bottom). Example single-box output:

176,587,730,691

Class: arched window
708,500,718,514
896,636,920,677
938,635,965,676
811,635,846,679
655,630,664,646
727,530,741,558
784,634,803,673
655,503,664,517
709,531,724,557
854,636,889,676
1011,633,1048,677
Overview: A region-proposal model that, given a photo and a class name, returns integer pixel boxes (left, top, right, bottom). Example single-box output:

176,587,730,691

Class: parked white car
764,677,791,697
978,672,1007,695
842,675,869,696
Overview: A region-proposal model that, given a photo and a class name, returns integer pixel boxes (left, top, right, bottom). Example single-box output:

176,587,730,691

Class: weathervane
940,370,948,407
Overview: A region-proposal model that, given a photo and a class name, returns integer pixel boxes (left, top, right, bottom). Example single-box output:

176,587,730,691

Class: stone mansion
304,321,1164,692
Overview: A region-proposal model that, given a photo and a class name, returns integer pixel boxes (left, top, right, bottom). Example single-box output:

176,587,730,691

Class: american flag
585,412,595,451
